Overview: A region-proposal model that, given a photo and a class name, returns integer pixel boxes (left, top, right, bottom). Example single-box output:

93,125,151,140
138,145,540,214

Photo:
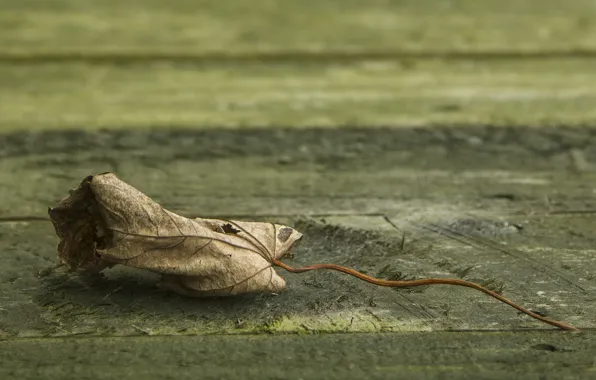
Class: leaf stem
272,259,578,331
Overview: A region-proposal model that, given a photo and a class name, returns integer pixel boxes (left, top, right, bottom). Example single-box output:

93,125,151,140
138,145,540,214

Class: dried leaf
48,173,576,331
49,173,302,296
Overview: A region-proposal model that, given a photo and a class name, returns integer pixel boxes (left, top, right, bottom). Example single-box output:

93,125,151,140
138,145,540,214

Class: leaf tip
48,176,111,273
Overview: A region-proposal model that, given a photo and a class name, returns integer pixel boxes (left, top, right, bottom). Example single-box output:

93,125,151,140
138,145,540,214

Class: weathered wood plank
2,213,593,337
1,0,595,54
2,59,596,132
0,127,594,337
1,127,595,218
1,333,594,380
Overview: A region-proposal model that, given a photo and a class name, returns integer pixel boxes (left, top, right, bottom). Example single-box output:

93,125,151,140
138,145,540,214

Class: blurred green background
2,0,596,132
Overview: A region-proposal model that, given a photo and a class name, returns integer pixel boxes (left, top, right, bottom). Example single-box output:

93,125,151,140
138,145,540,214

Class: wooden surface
1,1,596,379
3,59,596,131
2,333,595,380
2,1,596,132
2,0,596,54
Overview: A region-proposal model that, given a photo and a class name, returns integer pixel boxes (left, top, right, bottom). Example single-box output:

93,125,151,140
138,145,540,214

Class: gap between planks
0,328,593,343
0,213,388,223
3,48,596,65
2,210,594,224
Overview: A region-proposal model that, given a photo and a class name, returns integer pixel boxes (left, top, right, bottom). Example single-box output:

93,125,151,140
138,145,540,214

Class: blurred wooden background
1,0,596,131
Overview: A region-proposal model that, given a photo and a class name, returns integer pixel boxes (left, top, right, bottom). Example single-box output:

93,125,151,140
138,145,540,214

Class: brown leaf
47,175,577,331
48,173,303,296
48,175,112,273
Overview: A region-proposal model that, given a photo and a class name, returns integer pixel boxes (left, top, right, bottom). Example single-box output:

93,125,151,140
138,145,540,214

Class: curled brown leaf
49,172,302,296
48,173,577,330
